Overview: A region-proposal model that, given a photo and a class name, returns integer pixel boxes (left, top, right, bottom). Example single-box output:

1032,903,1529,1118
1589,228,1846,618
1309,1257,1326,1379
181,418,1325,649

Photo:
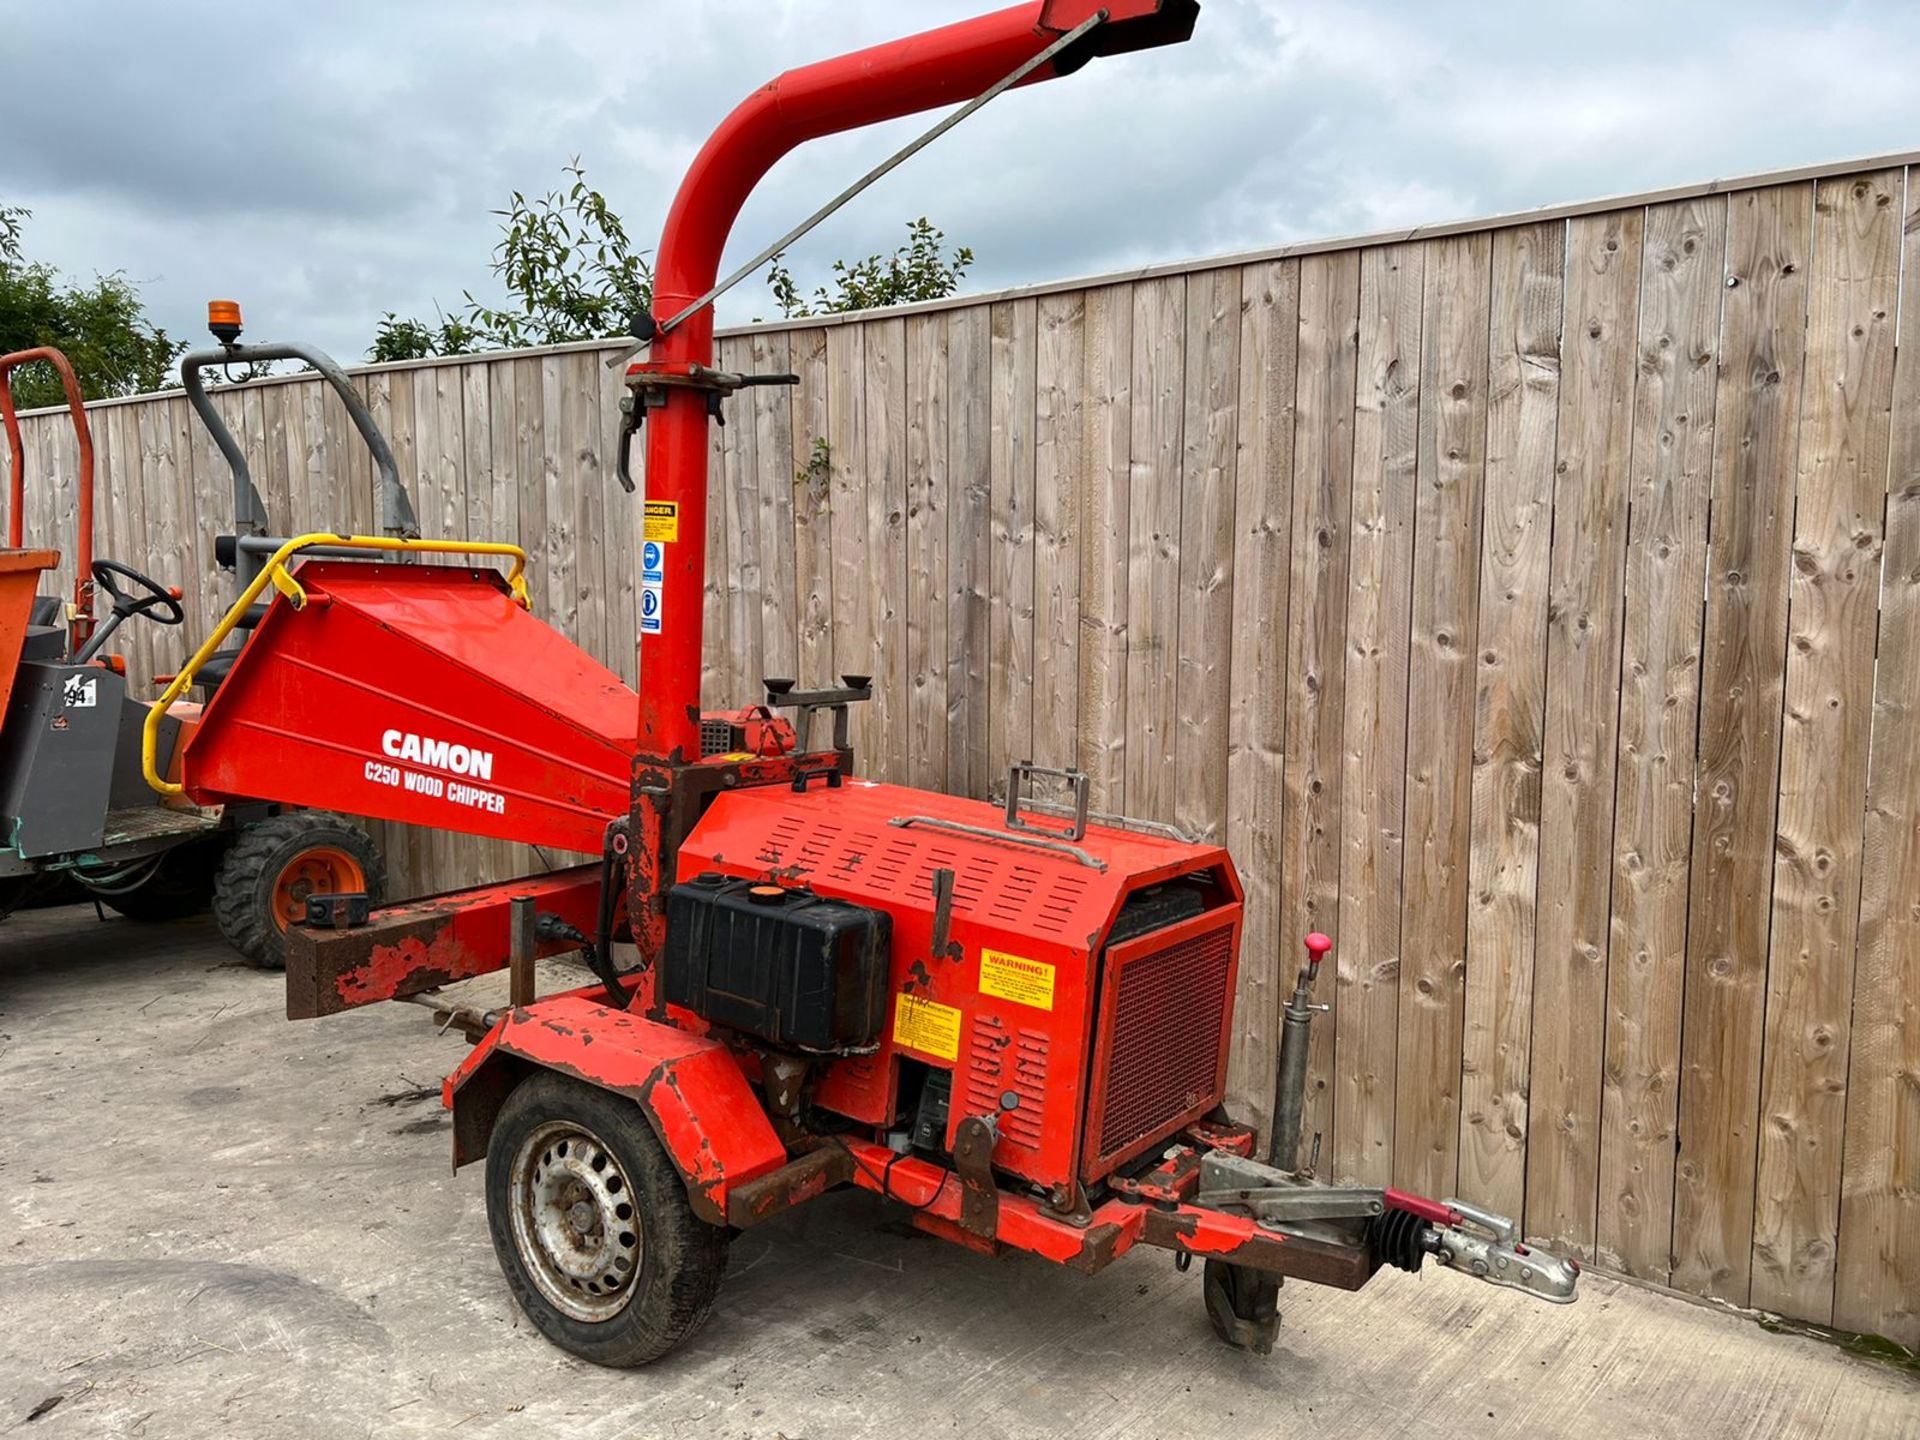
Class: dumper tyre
213,811,384,969
486,1071,728,1367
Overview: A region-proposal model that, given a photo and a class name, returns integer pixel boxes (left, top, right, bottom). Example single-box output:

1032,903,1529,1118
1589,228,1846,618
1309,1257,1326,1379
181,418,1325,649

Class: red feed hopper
178,561,634,855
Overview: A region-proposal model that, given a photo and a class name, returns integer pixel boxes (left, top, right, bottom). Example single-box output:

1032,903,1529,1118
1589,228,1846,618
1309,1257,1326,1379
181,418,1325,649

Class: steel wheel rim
271,845,366,932
508,1118,643,1322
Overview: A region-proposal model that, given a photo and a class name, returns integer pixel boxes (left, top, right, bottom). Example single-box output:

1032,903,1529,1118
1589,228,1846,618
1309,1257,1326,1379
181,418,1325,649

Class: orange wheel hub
271,846,367,932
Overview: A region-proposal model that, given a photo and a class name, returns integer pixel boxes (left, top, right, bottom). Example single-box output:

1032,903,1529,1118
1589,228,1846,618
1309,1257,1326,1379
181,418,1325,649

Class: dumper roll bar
180,342,421,602
0,346,96,651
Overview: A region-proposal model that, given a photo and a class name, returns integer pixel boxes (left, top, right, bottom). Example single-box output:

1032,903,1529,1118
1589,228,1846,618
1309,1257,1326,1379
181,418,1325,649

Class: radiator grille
1087,920,1234,1175
700,718,734,756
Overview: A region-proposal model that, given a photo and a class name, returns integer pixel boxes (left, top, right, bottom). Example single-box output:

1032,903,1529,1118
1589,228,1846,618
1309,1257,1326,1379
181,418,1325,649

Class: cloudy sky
4,1,1916,364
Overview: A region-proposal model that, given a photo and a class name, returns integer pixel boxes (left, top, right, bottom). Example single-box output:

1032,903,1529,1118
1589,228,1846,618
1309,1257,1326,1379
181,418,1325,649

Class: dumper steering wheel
92,558,186,627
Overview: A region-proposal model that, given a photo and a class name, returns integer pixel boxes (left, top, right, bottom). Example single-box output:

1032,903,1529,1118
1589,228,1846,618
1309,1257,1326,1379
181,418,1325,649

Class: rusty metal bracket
951,1115,1001,1239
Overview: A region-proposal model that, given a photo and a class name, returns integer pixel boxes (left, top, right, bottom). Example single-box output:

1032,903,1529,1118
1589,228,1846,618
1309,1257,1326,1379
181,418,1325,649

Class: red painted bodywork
676,778,1241,1193
447,994,787,1224
182,562,635,854
1,346,97,650
0,548,58,719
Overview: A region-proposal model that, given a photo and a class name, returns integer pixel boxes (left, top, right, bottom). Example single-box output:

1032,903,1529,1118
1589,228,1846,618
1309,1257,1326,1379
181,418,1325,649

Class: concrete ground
1,905,1914,1440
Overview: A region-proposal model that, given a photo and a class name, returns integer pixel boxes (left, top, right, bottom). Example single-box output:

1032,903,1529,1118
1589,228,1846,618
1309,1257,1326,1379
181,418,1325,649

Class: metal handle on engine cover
1003,762,1091,841
888,815,1106,871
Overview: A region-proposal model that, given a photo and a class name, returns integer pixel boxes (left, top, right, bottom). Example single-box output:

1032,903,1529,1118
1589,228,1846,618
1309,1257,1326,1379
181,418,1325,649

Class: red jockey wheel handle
1304,933,1333,966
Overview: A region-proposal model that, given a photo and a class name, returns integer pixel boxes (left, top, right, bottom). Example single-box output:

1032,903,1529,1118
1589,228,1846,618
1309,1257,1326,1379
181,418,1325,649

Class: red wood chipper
150,0,1578,1364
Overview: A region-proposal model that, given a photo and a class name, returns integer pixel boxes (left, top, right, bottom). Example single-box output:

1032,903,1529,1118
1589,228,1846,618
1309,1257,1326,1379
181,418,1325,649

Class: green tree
372,160,653,361
764,218,972,319
0,205,185,409
374,161,973,359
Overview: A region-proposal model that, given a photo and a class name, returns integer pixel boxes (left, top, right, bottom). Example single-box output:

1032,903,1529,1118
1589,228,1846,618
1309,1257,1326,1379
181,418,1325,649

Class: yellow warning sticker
978,949,1057,1011
893,992,962,1061
644,500,679,543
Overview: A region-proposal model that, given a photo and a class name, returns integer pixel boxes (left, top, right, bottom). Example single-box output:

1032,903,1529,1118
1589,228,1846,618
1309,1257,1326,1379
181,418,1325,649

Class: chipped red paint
1155,1207,1251,1255
447,994,786,1223
1186,1119,1257,1157
286,866,605,1019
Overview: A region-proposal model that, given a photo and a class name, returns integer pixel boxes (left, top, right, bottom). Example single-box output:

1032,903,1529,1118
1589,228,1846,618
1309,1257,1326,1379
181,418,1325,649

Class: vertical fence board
1752,169,1903,1321
720,335,763,710
1672,182,1813,1303
1282,251,1359,1160
1174,269,1240,844
600,347,636,690
790,329,834,691
1395,234,1491,1200
1034,292,1085,776
1530,209,1643,1258
1224,260,1299,1136
752,331,797,691
864,317,909,783
947,308,992,798
1460,220,1563,1219
905,314,951,790
988,300,1037,789
705,358,733,707
1125,277,1187,825
1335,243,1422,1185
1076,286,1133,813
827,326,867,753
1597,197,1726,1280
1835,167,1920,1346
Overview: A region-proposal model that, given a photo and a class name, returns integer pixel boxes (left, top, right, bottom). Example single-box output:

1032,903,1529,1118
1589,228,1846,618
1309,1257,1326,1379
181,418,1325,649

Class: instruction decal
641,538,665,635
978,949,1056,1011
893,992,962,1061
644,501,679,543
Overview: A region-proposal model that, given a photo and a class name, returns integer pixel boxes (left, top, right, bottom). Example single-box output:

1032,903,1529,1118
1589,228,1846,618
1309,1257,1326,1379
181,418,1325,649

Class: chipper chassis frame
163,0,1580,1364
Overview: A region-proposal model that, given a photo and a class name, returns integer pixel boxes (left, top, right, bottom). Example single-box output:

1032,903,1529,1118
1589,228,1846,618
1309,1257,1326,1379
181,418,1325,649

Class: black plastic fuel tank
662,874,889,1054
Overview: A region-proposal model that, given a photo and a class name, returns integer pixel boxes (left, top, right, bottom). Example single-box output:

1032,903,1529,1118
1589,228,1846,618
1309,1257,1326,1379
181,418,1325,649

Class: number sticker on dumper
978,949,1056,1011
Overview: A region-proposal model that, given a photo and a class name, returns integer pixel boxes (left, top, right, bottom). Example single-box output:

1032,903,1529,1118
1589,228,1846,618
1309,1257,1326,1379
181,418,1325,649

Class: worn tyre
213,811,384,969
485,1072,728,1367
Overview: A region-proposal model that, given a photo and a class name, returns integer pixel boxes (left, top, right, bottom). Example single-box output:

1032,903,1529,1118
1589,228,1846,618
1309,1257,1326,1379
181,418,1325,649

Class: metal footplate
1195,1151,1580,1305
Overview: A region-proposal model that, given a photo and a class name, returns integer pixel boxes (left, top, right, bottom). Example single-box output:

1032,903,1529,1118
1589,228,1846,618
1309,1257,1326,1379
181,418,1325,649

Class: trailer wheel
213,811,384,969
486,1072,728,1367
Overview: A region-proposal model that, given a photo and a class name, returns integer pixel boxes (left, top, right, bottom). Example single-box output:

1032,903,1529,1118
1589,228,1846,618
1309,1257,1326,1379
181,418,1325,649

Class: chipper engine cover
675,778,1242,1197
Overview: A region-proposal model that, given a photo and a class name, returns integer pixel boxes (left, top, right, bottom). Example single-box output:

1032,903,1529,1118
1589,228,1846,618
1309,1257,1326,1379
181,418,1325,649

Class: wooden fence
6,152,1917,1346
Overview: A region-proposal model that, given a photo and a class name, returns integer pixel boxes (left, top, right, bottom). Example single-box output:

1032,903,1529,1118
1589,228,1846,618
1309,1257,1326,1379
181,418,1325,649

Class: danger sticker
644,501,679,543
893,992,962,1061
979,949,1056,1011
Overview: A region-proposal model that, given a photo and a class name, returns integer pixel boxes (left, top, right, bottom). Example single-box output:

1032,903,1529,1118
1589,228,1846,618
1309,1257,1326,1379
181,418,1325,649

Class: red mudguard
444,995,786,1224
